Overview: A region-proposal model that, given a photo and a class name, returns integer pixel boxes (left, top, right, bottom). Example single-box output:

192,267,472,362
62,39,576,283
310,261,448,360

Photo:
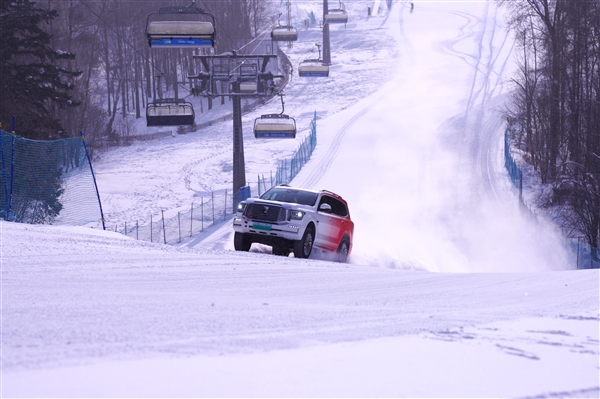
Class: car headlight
288,210,304,220
237,202,246,213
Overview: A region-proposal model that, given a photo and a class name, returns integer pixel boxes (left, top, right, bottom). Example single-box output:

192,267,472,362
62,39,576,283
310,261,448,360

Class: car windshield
260,187,318,206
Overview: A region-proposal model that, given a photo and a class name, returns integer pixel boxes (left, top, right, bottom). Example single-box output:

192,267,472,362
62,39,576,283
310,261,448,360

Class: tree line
500,0,600,258
0,0,277,147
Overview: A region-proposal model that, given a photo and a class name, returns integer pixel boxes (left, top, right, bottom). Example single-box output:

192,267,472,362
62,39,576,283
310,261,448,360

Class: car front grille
244,203,286,222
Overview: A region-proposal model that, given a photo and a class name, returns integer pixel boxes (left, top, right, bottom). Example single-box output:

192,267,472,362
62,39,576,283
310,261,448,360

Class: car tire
272,246,290,257
336,239,350,263
234,232,252,251
293,226,314,259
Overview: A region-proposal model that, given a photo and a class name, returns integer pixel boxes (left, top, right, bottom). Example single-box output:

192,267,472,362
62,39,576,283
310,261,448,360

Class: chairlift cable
227,21,280,76
237,18,281,54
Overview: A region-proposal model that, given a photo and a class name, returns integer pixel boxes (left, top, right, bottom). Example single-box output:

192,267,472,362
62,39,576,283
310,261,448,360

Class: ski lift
146,99,195,126
230,81,258,94
298,44,329,77
298,60,329,77
146,2,216,48
271,25,298,42
254,95,296,138
325,9,348,24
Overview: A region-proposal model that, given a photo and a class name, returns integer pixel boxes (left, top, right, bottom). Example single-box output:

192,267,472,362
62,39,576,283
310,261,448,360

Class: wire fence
114,111,318,244
112,191,232,244
504,125,599,269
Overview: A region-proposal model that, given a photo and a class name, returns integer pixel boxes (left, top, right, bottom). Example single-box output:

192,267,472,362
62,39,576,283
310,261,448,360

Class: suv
233,185,354,262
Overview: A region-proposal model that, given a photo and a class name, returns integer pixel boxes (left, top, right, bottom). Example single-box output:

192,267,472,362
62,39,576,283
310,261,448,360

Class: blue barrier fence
504,125,598,269
504,126,523,204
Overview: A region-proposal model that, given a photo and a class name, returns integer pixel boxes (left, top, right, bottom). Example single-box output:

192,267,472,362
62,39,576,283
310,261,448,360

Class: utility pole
323,0,331,64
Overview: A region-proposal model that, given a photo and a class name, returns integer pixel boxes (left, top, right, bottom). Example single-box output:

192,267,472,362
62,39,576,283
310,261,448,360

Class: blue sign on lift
150,37,214,47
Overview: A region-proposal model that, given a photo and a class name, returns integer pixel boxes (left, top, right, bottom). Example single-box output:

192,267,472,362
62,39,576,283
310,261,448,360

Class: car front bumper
233,216,303,241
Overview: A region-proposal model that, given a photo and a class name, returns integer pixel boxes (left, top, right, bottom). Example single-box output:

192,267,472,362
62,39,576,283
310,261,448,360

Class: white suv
232,185,354,261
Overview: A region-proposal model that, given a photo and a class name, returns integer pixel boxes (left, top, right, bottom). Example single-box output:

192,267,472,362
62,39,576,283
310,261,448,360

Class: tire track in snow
424,2,514,204
477,108,504,203
181,147,231,193
298,102,375,189
465,5,516,204
298,3,409,189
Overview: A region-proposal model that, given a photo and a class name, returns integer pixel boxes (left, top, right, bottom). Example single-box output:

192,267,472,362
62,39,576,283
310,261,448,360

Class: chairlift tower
286,0,293,48
191,53,283,209
322,0,331,64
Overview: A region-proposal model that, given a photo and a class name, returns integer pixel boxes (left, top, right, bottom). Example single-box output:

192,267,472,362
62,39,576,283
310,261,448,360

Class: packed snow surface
1,0,599,397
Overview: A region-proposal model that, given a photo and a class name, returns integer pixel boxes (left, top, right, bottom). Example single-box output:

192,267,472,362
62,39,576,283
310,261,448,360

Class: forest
500,0,600,257
0,0,279,146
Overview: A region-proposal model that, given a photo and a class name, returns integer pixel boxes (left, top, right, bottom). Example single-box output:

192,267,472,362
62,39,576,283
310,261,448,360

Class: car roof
275,185,345,200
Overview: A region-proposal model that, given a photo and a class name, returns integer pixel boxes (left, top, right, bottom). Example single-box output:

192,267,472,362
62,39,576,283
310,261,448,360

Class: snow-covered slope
2,221,599,397
2,0,598,397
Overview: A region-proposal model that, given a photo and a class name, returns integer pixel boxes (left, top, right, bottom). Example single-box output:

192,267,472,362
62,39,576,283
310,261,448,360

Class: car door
327,197,352,250
314,195,346,251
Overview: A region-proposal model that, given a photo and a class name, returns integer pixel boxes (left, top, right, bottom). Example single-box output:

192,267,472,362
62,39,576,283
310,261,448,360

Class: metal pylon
322,0,331,64
231,81,246,208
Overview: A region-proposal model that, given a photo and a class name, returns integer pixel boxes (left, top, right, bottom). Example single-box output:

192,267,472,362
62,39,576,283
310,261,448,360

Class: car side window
330,197,348,217
318,195,348,217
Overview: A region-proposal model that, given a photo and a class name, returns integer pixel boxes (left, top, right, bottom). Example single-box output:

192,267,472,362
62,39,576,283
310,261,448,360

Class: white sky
1,0,598,397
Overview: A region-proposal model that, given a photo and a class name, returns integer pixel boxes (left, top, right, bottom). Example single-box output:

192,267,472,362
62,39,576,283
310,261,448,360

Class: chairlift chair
298,59,329,77
271,26,298,42
230,81,258,94
146,2,216,48
254,114,297,138
254,95,296,138
298,44,329,77
146,99,195,126
325,9,348,24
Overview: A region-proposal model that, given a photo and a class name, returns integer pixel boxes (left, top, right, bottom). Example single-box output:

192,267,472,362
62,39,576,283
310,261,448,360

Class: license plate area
252,222,272,231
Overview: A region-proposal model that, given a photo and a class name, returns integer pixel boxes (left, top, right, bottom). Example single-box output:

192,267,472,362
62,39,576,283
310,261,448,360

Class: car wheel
272,246,290,256
336,239,350,263
293,226,314,259
234,232,252,251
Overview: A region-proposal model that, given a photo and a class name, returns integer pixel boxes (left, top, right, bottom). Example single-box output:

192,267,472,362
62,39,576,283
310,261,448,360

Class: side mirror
319,203,332,213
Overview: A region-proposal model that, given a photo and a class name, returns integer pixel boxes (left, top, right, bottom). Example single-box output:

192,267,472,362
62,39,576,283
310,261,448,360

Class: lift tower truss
190,53,283,209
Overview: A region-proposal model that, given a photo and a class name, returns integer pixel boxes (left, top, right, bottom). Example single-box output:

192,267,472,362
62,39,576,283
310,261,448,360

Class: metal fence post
7,125,15,220
80,132,106,230
190,203,194,237
161,209,166,244
0,128,9,220
577,237,580,269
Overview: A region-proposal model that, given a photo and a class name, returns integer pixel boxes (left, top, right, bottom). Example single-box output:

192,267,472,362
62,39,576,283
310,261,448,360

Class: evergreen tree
0,0,81,139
